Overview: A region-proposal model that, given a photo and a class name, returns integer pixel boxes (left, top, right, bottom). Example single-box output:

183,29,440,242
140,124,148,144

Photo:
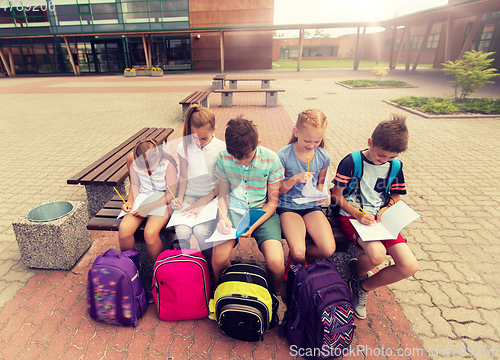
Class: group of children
118,104,418,320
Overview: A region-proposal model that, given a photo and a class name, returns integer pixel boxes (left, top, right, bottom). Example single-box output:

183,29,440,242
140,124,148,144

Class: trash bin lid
26,201,74,222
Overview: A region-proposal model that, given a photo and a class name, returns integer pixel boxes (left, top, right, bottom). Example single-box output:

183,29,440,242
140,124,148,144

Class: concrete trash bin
13,201,93,270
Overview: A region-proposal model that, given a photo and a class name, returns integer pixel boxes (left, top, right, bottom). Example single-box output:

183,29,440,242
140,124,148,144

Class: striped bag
280,258,355,359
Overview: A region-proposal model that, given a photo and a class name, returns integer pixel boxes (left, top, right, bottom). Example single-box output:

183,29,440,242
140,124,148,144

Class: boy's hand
239,227,253,238
294,172,315,184
217,219,232,235
356,211,375,226
375,207,389,222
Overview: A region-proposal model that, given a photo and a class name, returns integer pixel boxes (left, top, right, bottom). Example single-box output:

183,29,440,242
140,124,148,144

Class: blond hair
288,109,327,148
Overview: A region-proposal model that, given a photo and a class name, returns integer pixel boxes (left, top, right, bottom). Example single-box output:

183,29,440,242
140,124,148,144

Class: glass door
90,39,126,73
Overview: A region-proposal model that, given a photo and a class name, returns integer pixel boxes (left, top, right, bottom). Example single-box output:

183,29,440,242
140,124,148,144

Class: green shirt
215,146,284,214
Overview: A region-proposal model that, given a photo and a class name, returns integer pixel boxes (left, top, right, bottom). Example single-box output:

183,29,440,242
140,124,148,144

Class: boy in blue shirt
213,116,285,293
331,114,418,319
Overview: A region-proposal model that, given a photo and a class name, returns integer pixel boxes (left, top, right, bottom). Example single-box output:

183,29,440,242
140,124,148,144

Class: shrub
442,50,499,100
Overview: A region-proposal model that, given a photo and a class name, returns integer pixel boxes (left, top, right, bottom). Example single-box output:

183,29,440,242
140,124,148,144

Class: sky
273,0,450,37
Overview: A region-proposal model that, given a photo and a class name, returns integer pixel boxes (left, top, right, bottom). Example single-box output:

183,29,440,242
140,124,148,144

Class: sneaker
348,258,373,281
349,278,368,319
283,257,291,282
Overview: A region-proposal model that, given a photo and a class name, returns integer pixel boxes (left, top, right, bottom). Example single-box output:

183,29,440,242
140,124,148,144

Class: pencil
216,203,230,228
352,199,369,215
307,157,309,172
167,186,180,205
113,187,129,207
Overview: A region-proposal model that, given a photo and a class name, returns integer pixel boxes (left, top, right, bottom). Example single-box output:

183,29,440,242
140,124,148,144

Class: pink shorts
338,215,406,250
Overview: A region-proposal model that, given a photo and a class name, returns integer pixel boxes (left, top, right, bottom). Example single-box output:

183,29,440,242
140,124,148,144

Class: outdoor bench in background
225,78,275,89
212,74,226,90
213,88,285,107
67,127,174,217
179,91,211,115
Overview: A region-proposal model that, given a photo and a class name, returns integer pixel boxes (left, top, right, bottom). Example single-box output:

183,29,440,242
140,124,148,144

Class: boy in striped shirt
213,116,285,293
331,114,418,319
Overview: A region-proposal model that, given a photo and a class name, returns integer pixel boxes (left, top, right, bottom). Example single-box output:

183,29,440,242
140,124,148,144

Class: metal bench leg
182,103,190,114
229,80,237,89
261,80,270,89
265,91,278,107
221,92,233,107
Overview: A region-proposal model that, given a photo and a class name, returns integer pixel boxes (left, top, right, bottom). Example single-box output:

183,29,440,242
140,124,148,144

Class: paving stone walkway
0,68,499,359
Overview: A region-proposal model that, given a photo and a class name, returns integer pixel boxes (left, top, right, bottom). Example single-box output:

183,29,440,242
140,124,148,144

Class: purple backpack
87,249,148,327
280,258,356,359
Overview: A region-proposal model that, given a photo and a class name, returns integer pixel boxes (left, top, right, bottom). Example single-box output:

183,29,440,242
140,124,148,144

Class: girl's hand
181,201,203,218
136,203,154,217
217,219,232,235
356,211,375,226
121,204,133,213
171,198,183,210
294,172,315,184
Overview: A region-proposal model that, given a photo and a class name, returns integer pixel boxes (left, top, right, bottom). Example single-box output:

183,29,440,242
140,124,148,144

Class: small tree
372,68,388,81
442,50,499,100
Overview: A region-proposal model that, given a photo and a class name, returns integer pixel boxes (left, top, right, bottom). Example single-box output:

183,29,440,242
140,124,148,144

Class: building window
426,34,440,49
411,36,423,50
478,24,494,52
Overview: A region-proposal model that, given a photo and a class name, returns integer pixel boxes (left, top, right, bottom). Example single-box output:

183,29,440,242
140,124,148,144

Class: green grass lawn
272,59,433,69
392,96,500,115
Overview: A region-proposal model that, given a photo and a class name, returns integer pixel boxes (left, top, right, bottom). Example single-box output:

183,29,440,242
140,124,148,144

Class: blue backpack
330,151,401,213
280,259,356,359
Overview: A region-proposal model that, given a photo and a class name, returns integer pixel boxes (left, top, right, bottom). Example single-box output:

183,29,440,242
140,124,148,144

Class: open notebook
205,209,266,243
292,168,329,204
117,192,168,219
350,201,420,241
166,198,218,228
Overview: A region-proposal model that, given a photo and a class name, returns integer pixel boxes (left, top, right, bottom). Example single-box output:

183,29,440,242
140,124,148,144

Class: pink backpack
152,249,211,321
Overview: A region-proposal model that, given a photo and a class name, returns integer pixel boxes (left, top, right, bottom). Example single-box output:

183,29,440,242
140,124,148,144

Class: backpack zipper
216,295,270,329
219,303,264,336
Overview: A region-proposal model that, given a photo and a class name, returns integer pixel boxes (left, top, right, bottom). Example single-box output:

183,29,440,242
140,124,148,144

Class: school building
1,0,500,75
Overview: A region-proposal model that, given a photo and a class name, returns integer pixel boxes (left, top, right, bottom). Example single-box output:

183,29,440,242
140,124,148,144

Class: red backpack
152,249,211,321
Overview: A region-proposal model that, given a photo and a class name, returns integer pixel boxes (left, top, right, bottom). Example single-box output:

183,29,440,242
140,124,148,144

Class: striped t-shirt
215,146,284,214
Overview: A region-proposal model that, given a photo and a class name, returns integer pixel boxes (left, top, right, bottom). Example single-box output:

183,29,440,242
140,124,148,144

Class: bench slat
78,128,159,185
179,91,210,105
225,78,275,81
67,127,150,185
213,89,285,93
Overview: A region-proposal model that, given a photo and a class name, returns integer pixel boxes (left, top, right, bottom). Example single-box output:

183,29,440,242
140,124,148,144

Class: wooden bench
225,78,275,89
179,91,211,115
212,74,226,90
213,89,285,108
87,194,175,242
67,127,174,217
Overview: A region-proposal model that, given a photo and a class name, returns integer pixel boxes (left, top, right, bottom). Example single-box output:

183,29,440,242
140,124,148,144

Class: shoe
283,257,291,282
349,278,368,319
348,258,373,281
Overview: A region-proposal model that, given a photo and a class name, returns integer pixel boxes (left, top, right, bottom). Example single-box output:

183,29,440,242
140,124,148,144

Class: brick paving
0,68,499,359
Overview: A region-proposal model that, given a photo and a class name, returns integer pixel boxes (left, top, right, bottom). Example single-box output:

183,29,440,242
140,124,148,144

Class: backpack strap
385,158,401,196
344,151,363,197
